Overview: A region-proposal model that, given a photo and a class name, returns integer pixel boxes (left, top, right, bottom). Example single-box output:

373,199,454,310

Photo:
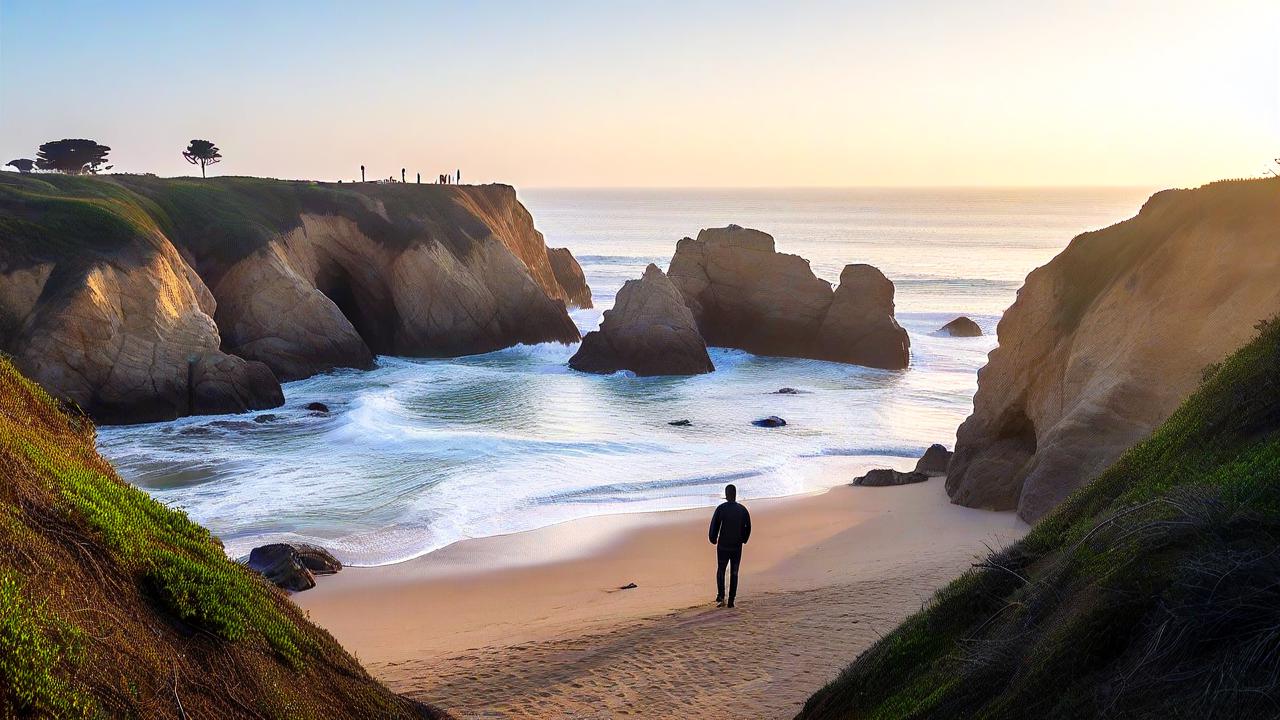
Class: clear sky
1,0,1276,187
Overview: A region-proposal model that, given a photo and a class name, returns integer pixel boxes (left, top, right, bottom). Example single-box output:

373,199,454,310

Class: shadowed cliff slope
0,356,446,719
947,177,1280,521
800,315,1280,720
0,174,586,423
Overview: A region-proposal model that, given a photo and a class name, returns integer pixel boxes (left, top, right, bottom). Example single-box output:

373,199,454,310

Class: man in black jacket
708,483,752,608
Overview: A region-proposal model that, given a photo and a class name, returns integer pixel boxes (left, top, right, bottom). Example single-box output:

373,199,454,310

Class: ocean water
96,187,1154,565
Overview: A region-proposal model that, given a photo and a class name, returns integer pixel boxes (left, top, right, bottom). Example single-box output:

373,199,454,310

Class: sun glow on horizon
1,0,1276,188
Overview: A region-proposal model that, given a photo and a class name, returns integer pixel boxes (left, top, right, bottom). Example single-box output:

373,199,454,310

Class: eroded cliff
0,174,588,423
947,178,1280,521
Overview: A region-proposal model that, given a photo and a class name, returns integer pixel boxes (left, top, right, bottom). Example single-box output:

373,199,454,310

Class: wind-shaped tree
35,139,111,174
4,159,35,174
182,139,222,178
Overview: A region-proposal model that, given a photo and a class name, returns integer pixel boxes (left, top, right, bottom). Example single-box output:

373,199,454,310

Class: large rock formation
947,179,1280,521
547,247,593,309
0,174,589,422
569,264,713,376
667,225,909,369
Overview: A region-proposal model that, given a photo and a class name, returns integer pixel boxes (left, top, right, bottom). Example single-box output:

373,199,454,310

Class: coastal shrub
0,357,308,667
800,313,1280,719
0,570,94,718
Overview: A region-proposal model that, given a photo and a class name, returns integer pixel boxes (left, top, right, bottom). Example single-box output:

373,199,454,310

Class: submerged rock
253,413,278,424
667,225,909,369
668,419,693,426
304,401,330,413
773,387,807,395
570,264,714,376
753,416,787,428
913,444,953,476
937,316,982,337
853,469,930,487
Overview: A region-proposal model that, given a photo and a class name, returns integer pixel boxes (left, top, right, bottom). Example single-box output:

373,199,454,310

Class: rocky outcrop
913,444,952,476
853,468,929,486
0,217,282,424
0,173,588,422
548,247,593,308
937,316,982,337
817,264,912,368
667,225,909,369
569,264,713,376
947,179,1280,521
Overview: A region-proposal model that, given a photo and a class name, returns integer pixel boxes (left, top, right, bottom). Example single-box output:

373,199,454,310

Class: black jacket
709,501,752,550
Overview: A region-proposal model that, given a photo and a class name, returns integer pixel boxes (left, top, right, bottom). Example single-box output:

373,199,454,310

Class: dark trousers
716,547,742,601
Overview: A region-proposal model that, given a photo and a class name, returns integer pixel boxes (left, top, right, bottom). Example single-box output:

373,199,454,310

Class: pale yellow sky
2,0,1276,186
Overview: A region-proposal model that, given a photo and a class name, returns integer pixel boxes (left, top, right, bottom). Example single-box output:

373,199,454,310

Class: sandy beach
296,458,1026,719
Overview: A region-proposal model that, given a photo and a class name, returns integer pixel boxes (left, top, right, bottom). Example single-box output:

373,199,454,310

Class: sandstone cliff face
948,179,1280,521
569,264,713,376
667,225,909,369
0,187,282,423
0,174,589,422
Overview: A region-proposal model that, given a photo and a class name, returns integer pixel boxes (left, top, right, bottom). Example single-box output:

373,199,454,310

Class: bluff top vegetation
0,356,444,719
800,312,1280,720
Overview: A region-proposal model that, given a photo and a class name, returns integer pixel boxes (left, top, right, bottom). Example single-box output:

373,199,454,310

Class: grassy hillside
0,356,444,719
800,315,1280,720
0,172,518,282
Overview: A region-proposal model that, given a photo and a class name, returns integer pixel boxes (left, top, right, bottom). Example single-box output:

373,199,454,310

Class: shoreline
296,461,1027,717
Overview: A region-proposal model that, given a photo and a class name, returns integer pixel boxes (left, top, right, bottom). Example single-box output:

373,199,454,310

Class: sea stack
946,179,1280,522
667,225,909,369
547,246,594,309
570,264,714,376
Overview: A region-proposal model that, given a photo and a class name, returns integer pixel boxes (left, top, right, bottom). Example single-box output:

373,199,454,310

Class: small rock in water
620,582,638,590
253,413,278,424
936,316,982,337
304,401,330,414
752,416,787,428
668,419,693,427
772,387,806,395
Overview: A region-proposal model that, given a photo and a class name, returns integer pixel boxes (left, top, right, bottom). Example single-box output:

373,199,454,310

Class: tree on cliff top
5,158,35,174
182,139,222,178
35,139,111,174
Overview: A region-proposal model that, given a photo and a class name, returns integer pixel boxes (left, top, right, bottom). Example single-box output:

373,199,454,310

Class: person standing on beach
708,483,751,608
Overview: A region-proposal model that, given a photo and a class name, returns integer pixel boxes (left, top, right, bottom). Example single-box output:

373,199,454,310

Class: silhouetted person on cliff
709,483,751,608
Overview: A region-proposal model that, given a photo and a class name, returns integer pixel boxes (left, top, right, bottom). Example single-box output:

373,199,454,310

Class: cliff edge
0,174,588,423
947,178,1280,521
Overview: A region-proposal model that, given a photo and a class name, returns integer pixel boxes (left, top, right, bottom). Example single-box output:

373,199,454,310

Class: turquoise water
96,187,1153,565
